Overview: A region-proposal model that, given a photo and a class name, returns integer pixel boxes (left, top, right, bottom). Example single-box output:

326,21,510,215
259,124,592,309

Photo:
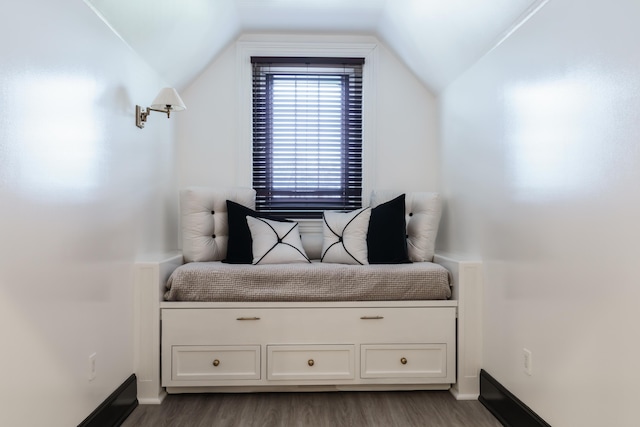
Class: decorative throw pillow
180,187,255,262
370,190,442,262
246,216,310,265
224,200,289,264
367,194,411,264
321,207,372,265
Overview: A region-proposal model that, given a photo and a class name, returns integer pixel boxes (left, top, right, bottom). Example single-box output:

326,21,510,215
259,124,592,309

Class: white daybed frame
133,252,482,404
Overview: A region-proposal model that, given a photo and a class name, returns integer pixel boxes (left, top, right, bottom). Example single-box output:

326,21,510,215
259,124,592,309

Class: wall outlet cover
89,353,97,381
523,348,532,376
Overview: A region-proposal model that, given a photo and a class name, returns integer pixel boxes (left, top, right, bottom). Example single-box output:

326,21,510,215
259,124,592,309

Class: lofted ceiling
85,0,546,93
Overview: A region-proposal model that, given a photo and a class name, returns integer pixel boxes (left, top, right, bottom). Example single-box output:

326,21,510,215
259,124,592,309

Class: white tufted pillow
246,216,310,265
370,191,442,262
321,207,372,265
180,187,256,262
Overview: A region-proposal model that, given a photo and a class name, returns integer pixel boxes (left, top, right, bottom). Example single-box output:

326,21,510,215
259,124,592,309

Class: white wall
0,1,178,426
440,0,640,425
176,34,439,198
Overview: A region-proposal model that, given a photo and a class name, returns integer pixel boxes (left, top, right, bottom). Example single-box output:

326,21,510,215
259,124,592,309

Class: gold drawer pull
236,317,261,321
360,316,384,320
213,359,220,367
400,357,407,365
308,359,315,367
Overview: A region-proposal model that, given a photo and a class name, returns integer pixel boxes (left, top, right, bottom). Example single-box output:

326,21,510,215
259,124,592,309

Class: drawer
172,345,260,381
267,345,355,381
162,307,455,345
361,344,447,379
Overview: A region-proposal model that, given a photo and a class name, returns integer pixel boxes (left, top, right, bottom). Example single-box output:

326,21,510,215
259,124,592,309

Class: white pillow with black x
246,216,310,265
321,207,372,265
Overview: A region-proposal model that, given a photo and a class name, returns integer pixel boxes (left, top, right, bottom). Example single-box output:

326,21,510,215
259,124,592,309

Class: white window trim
236,36,378,210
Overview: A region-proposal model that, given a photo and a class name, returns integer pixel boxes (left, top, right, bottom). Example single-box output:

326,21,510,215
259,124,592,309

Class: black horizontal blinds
252,57,364,219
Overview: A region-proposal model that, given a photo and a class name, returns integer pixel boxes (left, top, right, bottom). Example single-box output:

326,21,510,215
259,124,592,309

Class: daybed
133,188,482,404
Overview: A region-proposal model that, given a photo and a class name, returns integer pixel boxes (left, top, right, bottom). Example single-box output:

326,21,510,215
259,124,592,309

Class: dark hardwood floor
122,391,501,427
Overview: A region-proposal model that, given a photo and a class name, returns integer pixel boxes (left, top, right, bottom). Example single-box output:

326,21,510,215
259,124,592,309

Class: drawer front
172,345,260,381
162,307,455,345
267,345,355,381
361,344,447,379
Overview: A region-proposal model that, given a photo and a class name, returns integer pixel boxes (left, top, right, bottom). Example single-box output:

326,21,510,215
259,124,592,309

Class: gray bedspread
164,261,451,302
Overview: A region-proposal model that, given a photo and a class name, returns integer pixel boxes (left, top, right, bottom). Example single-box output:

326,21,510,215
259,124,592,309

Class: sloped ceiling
85,0,545,93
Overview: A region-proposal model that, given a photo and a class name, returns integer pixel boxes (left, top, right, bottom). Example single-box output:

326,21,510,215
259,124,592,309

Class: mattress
164,261,451,302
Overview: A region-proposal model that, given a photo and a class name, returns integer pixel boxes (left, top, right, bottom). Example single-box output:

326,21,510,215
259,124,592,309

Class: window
251,57,364,219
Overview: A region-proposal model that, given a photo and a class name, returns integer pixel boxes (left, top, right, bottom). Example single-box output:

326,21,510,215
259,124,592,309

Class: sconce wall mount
136,87,186,129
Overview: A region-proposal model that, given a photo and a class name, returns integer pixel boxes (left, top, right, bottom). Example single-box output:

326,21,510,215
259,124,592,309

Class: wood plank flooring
122,391,501,427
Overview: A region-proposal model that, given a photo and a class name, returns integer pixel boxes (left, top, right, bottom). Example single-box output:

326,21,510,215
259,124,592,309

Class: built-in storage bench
133,189,482,403
133,252,482,403
161,302,456,392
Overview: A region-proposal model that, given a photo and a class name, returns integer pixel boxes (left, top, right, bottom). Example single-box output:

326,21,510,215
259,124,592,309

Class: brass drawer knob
308,359,315,367
400,357,407,365
213,359,220,367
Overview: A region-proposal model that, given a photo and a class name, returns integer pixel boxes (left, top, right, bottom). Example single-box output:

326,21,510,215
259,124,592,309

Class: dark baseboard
479,369,551,427
78,374,138,427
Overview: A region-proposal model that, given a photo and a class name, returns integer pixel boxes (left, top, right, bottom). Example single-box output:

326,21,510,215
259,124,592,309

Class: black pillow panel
224,200,290,264
367,194,411,264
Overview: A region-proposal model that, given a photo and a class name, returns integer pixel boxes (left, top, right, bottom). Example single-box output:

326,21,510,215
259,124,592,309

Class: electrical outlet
89,353,97,381
523,348,532,376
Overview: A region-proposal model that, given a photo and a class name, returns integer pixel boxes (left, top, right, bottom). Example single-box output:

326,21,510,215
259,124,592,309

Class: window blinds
251,57,364,219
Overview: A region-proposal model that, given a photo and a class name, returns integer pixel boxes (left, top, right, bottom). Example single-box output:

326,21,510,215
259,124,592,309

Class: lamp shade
150,87,186,112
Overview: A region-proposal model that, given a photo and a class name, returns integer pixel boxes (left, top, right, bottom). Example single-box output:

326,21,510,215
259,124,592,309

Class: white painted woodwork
162,307,455,345
435,254,483,400
235,38,378,192
161,305,455,388
134,252,482,400
267,345,355,381
134,252,183,404
164,383,452,394
360,344,447,379
172,346,260,381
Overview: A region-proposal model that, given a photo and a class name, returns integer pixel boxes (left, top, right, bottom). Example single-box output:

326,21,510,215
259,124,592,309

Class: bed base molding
133,252,482,403
165,384,451,394
434,253,483,400
133,251,183,404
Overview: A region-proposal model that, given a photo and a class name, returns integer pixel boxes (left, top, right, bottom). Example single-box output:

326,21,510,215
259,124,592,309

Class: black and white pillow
370,190,442,262
367,194,411,264
321,207,371,265
246,216,310,265
224,200,290,264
